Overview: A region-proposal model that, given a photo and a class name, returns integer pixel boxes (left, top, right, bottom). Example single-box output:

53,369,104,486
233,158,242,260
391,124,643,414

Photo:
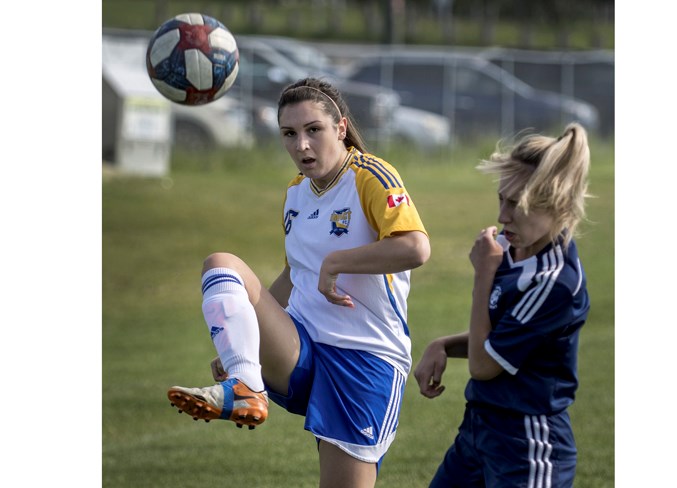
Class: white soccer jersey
282,148,427,374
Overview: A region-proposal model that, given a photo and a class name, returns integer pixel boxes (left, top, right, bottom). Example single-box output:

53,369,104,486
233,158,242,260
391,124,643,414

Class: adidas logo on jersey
360,426,374,440
307,209,319,219
210,326,224,339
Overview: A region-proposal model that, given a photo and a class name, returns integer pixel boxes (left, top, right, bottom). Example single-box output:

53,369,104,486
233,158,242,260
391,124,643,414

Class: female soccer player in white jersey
167,77,430,487
414,123,591,487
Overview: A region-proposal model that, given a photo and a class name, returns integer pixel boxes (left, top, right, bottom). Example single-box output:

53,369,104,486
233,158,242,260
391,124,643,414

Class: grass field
102,0,614,50
102,138,614,487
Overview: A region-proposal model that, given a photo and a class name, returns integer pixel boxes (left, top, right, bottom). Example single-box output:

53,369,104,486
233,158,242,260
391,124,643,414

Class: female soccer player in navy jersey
167,77,430,488
414,123,591,487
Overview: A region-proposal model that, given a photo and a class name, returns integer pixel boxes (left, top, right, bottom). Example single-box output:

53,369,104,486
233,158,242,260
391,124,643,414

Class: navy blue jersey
465,234,589,415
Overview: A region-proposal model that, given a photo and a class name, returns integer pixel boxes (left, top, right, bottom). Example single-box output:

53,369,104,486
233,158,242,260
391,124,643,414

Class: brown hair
277,77,367,153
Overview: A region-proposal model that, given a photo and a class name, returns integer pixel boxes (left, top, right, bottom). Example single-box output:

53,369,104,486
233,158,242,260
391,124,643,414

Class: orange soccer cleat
168,378,268,429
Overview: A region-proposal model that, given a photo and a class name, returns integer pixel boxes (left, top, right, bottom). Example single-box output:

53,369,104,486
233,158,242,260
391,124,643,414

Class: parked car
233,37,401,144
170,96,253,151
240,35,451,149
341,49,600,138
390,105,450,150
237,34,342,77
478,46,614,137
102,32,277,155
169,86,279,151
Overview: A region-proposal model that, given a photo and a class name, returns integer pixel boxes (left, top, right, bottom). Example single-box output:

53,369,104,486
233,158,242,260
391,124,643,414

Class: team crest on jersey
329,207,351,236
489,285,502,309
284,209,299,235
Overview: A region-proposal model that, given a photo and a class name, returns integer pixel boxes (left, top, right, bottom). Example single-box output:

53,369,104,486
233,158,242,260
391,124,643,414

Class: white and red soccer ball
146,13,239,105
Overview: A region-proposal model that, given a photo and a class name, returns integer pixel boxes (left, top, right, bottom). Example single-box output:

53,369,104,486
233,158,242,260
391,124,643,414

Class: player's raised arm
318,231,430,307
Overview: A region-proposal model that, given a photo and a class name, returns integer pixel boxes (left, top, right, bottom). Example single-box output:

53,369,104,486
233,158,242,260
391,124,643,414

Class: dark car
238,35,451,150
478,47,614,137
237,34,342,78
342,49,599,138
233,37,401,144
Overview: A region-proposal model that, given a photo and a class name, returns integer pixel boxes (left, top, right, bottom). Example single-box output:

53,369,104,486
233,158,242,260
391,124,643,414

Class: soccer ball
146,13,239,105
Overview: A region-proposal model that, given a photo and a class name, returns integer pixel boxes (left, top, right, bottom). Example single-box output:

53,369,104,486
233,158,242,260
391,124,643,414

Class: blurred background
102,2,615,487
102,0,613,174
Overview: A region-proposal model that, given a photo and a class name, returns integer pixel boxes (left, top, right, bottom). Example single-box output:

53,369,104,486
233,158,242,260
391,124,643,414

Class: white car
392,105,450,150
239,35,451,149
169,95,254,152
102,32,266,156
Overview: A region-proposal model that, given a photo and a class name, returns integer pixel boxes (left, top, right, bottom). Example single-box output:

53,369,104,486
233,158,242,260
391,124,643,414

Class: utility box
102,37,172,177
115,95,172,176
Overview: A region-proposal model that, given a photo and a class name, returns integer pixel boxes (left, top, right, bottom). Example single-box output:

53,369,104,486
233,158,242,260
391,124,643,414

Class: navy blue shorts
429,404,577,487
265,315,406,465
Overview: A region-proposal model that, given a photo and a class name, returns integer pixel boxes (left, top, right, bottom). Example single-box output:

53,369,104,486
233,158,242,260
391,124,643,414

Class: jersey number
284,209,299,235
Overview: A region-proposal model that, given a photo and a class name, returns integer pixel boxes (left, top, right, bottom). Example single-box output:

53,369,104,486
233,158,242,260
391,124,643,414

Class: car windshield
348,54,537,99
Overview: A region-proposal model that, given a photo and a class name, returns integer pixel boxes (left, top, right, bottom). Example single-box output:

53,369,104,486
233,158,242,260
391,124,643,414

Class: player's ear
338,117,348,140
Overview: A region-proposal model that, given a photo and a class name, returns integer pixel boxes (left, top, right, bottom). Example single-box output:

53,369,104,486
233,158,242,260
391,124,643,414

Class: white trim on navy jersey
484,339,518,375
465,233,590,415
525,414,554,488
573,258,583,296
513,244,565,324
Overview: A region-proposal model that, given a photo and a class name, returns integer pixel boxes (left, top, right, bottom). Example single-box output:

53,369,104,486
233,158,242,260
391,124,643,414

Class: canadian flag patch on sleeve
387,193,410,208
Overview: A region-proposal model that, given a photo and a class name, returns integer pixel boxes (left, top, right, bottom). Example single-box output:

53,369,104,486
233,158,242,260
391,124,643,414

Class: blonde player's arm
467,227,504,380
414,332,469,399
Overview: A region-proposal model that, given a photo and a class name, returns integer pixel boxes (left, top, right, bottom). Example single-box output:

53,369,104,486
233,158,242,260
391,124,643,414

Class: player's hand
210,356,228,382
470,226,503,275
318,260,354,308
414,339,448,399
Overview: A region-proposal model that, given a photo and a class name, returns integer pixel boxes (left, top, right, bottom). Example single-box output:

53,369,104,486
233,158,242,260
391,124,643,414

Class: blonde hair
478,123,591,247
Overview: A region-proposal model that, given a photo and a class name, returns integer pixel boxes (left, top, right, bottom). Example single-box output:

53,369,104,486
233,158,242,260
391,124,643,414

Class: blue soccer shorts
429,404,577,487
265,314,407,466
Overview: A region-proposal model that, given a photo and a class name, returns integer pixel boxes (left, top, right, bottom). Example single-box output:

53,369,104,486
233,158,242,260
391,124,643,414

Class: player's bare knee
202,252,242,274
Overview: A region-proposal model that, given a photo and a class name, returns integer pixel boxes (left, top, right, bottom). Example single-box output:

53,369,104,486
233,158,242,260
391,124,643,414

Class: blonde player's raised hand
470,226,503,276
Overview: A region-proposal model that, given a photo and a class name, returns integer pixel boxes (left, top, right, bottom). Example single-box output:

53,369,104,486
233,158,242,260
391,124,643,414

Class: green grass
103,138,614,487
101,0,614,50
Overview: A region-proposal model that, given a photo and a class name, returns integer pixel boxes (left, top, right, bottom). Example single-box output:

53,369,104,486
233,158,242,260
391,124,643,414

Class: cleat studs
178,410,183,414
205,419,210,423
236,424,243,429
249,425,255,430
193,417,198,421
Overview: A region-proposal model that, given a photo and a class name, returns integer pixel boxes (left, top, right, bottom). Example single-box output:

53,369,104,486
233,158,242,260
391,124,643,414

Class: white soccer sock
201,267,265,392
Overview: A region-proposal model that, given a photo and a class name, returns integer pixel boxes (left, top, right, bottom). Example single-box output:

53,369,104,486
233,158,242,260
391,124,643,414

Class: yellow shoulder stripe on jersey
352,154,428,241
